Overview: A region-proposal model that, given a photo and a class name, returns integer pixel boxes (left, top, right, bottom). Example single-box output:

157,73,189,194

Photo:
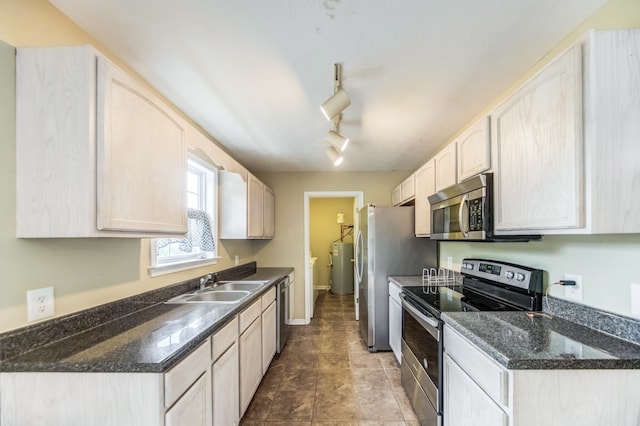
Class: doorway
303,191,364,324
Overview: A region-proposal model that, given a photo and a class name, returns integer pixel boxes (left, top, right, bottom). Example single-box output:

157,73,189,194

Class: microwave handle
458,193,469,238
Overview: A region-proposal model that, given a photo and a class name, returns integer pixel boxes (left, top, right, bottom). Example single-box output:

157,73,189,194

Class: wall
0,0,255,332
310,197,355,290
254,171,407,320
435,0,640,319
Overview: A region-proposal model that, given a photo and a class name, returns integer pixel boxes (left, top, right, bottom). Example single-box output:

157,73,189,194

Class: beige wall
254,171,406,320
310,197,355,290
0,0,255,332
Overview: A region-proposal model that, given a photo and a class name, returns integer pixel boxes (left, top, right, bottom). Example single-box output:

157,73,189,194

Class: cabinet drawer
261,286,276,311
239,299,261,333
164,339,211,408
212,317,238,361
444,326,508,408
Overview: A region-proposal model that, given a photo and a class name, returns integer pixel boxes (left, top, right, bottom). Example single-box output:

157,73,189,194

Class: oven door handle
401,295,440,336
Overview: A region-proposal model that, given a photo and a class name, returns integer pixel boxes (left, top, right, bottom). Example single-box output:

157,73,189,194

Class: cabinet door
493,44,583,232
96,57,187,234
391,185,402,206
388,294,402,364
247,175,264,238
213,342,239,426
165,372,212,426
263,186,275,238
457,116,491,182
443,354,507,426
261,300,277,374
434,142,457,191
414,160,436,236
239,317,262,416
401,175,415,201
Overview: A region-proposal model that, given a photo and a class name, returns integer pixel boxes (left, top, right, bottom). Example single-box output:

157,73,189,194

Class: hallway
241,291,419,425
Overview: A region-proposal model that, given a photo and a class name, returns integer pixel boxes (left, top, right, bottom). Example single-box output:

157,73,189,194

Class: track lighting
325,146,343,166
320,88,351,121
326,129,349,152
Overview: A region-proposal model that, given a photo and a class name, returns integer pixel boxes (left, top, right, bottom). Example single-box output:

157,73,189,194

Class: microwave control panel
468,198,484,231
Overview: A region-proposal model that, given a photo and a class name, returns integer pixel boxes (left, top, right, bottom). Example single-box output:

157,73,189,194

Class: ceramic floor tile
242,291,417,426
267,390,316,422
355,389,404,422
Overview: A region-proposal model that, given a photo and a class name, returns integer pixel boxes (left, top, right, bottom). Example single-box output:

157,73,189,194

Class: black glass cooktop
403,285,466,318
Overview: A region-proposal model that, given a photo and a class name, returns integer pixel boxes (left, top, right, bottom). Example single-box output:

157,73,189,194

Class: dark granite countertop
443,311,640,370
0,267,292,373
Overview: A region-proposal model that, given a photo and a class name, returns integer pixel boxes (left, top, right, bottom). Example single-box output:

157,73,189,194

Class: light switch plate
631,283,640,317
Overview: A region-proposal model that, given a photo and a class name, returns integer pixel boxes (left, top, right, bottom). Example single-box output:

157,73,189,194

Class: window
149,156,218,276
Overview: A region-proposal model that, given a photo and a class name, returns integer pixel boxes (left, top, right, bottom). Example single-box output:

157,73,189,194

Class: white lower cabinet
388,281,402,364
443,325,640,426
261,288,277,374
165,372,212,426
239,299,263,417
212,317,239,426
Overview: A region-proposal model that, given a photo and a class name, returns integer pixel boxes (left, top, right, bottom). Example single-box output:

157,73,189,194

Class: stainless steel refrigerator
355,205,439,352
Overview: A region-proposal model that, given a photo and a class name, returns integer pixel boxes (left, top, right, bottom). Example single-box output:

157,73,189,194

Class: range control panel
461,258,543,293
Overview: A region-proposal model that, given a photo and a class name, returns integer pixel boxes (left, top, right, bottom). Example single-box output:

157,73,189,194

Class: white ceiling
50,0,606,173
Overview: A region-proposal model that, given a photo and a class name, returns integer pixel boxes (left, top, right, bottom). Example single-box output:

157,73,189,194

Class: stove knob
505,271,514,279
515,273,525,281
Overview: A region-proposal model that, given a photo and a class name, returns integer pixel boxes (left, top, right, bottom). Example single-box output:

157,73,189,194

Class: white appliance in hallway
355,205,438,352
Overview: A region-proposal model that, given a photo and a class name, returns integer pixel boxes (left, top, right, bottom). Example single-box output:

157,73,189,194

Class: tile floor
241,290,419,425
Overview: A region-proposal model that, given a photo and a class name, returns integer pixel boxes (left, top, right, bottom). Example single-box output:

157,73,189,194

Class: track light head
325,146,343,166
326,130,349,152
320,88,351,121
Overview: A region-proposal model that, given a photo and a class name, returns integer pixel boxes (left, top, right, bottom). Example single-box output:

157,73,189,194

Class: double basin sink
166,281,269,304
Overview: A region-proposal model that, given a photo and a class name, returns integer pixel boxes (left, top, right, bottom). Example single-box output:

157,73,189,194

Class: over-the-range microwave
427,173,540,242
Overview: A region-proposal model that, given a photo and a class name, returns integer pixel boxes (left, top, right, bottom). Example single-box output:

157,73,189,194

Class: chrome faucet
198,272,220,291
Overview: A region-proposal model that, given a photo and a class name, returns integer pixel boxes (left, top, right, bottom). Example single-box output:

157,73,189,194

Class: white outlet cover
564,274,583,302
27,287,55,322
631,283,640,317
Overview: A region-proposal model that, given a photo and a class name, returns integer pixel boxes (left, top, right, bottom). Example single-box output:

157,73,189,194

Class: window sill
148,257,221,277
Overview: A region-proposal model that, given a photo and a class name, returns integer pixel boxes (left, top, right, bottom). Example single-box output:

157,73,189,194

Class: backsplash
0,262,257,362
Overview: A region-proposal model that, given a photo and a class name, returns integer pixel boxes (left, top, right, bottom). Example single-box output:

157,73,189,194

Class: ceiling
50,0,606,173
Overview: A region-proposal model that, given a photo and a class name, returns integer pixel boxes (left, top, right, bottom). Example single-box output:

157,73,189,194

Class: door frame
303,191,364,324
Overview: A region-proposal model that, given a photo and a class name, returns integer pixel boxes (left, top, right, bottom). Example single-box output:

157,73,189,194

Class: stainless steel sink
166,290,250,304
214,282,265,292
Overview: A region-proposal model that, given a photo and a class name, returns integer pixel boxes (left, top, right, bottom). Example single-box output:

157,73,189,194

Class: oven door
401,295,441,425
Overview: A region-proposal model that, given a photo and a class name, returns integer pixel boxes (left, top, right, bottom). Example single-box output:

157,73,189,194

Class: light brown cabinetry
212,317,239,426
238,299,263,416
219,171,275,239
457,116,491,182
443,325,640,426
261,287,277,374
414,160,436,236
16,46,186,238
434,142,457,192
493,29,640,235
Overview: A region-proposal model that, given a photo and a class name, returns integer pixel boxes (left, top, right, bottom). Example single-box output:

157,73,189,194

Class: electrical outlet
27,287,54,322
631,283,640,317
564,274,583,301
447,257,453,269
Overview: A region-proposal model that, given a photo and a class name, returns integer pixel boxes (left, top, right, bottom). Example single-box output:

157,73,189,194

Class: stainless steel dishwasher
276,275,291,353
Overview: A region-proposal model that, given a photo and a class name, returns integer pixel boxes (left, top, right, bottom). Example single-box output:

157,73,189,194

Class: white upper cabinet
392,175,416,206
219,171,275,239
493,29,640,235
434,142,458,192
414,160,436,236
493,43,583,232
457,116,491,182
16,46,187,238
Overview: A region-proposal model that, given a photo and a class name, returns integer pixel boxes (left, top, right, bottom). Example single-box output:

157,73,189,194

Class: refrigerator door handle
355,230,364,283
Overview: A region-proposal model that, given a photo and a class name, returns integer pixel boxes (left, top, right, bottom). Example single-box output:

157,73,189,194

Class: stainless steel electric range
400,258,544,426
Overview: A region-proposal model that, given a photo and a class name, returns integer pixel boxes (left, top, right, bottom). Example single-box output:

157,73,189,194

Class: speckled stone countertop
0,266,292,373
443,311,640,370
